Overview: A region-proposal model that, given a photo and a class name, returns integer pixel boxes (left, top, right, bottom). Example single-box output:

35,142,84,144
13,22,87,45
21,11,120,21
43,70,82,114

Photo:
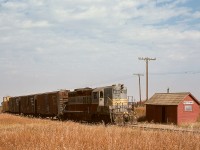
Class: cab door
99,91,104,106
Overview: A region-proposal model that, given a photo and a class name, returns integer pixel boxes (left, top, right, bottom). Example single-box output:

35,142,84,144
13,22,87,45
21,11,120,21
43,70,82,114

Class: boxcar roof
11,90,69,97
145,92,200,105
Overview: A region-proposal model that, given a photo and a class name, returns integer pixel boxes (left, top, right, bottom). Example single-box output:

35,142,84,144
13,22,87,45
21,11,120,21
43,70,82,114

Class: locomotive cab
99,90,104,106
92,84,133,124
92,88,105,106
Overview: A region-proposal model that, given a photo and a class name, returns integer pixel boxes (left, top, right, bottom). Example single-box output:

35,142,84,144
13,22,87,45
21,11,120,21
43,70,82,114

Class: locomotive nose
123,112,130,122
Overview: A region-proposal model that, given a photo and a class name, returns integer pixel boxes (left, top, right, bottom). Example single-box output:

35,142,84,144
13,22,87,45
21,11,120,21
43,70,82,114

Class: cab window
100,91,104,98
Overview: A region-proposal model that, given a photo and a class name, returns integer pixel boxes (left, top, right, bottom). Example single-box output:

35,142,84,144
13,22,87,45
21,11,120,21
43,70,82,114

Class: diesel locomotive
1,84,135,124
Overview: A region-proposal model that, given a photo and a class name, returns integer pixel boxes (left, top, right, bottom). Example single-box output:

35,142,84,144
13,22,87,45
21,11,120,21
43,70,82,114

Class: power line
149,71,200,75
81,74,133,88
68,70,200,92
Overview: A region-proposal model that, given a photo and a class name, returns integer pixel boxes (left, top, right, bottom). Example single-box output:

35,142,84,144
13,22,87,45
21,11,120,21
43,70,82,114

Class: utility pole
138,57,156,101
133,73,144,105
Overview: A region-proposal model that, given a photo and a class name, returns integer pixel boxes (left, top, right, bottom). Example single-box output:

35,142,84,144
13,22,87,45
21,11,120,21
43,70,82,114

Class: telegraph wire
149,71,200,75
80,74,133,88
76,70,200,89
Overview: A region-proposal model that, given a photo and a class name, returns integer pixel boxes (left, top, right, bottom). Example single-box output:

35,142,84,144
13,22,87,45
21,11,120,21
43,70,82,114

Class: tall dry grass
0,114,200,150
134,106,146,117
134,106,146,122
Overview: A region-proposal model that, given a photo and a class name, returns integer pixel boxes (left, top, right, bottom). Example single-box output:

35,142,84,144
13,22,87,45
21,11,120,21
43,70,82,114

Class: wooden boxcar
20,95,36,115
36,90,69,118
2,97,10,112
8,97,20,114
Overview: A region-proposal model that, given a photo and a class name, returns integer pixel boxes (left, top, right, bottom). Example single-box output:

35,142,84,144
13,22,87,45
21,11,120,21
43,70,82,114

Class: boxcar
36,90,69,118
2,97,10,113
8,97,20,114
20,95,36,115
4,100,9,112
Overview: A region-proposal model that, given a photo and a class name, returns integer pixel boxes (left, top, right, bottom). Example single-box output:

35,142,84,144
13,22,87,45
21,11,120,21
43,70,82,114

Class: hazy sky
0,0,200,103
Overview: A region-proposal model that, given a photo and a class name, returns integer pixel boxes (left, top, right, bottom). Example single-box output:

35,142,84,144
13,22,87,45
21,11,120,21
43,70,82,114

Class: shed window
184,105,192,111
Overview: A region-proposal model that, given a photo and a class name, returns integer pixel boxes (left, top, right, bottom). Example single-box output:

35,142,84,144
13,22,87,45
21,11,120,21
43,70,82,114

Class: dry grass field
0,114,200,150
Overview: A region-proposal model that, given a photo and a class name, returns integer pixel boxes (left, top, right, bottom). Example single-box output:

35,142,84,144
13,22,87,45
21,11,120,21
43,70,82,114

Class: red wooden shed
145,92,200,125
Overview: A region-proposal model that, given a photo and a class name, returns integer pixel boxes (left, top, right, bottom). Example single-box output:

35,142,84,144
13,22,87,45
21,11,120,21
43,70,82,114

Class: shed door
162,106,166,123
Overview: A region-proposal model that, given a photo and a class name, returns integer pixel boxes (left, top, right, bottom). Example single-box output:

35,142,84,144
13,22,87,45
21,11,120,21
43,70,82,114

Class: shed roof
145,92,200,105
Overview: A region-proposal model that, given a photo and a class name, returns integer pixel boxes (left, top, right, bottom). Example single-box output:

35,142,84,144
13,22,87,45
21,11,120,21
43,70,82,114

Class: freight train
1,84,135,124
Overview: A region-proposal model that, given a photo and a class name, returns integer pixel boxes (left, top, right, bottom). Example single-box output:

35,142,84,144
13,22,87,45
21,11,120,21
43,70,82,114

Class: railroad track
128,124,200,134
